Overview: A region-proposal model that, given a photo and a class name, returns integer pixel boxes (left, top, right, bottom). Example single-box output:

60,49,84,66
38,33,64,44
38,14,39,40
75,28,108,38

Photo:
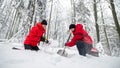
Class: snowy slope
0,42,120,68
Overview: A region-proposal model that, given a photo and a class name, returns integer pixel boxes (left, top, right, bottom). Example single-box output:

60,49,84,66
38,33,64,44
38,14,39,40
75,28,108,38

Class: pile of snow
0,42,120,68
95,42,106,55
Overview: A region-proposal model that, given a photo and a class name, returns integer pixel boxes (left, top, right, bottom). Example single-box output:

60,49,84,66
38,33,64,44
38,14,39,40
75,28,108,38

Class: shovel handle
64,34,71,48
62,34,71,55
66,34,71,43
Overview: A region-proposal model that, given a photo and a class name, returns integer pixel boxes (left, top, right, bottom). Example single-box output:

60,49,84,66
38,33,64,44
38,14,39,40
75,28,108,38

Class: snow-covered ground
0,41,120,68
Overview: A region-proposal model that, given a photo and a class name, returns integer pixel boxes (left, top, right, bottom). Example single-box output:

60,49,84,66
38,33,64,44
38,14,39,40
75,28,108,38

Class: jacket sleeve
66,36,76,47
66,34,83,47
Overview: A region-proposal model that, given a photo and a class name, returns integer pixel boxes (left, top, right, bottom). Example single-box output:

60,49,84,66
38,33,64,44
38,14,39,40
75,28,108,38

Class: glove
45,40,49,44
40,36,49,44
40,36,45,42
65,43,67,46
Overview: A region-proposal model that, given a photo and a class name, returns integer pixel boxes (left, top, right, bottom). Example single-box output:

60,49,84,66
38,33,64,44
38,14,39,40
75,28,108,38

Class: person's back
75,24,93,45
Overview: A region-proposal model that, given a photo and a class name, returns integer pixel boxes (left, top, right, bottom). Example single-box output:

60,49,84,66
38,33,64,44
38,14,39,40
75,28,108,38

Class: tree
99,0,111,55
71,0,76,24
93,0,100,42
109,0,120,39
47,0,53,39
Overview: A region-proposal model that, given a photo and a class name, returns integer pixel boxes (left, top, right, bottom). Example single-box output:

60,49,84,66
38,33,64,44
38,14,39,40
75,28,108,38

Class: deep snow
0,41,120,68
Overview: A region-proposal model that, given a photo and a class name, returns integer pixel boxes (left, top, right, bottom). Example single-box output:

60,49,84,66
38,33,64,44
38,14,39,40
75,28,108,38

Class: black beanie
41,20,47,25
69,24,76,29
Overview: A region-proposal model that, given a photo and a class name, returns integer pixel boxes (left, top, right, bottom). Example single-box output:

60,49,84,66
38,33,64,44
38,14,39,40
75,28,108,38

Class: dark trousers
24,44,39,51
76,41,93,56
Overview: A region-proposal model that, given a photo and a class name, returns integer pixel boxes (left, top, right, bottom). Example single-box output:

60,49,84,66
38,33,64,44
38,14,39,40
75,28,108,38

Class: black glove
45,40,49,44
40,36,45,42
40,36,49,44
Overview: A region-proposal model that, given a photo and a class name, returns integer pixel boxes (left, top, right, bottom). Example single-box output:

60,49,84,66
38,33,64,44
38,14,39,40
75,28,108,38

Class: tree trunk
109,0,120,39
71,0,76,24
53,6,58,40
93,0,100,42
29,0,36,29
100,3,112,55
6,9,17,39
47,0,53,39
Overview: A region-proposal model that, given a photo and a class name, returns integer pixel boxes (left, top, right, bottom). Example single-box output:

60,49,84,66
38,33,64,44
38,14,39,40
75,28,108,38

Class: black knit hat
41,20,47,25
69,24,76,29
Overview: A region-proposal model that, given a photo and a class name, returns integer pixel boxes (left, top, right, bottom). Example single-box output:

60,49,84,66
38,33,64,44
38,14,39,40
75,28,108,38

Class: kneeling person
24,20,49,51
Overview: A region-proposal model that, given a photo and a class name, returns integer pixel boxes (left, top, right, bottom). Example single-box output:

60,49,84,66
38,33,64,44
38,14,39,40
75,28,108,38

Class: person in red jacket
66,24,95,56
24,20,49,51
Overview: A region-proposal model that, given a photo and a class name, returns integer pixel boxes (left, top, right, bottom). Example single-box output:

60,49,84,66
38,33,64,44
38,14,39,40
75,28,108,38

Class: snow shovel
57,34,71,57
57,46,68,57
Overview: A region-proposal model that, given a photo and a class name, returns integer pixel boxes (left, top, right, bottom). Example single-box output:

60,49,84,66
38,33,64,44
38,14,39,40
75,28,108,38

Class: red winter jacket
66,24,93,47
24,22,45,46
